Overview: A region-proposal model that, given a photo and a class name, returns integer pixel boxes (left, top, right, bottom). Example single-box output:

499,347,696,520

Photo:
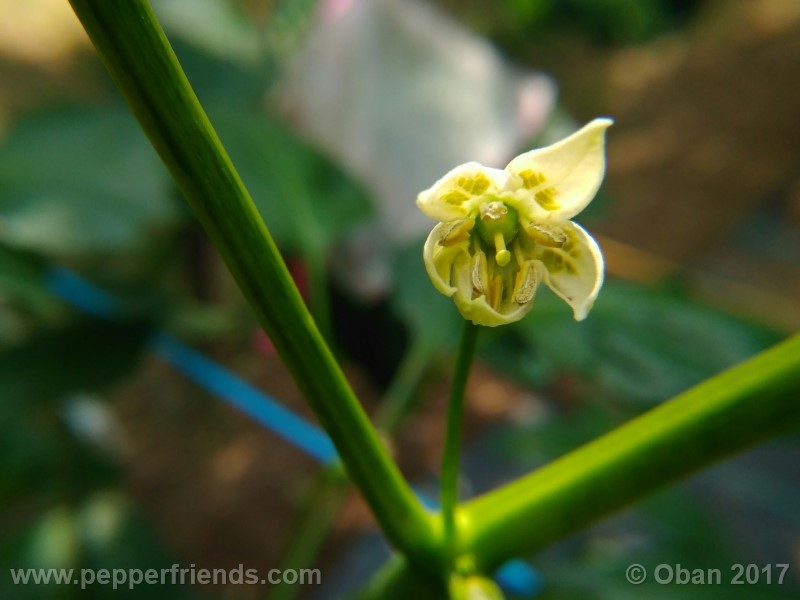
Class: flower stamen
513,261,538,304
489,274,503,309
521,219,567,248
440,218,475,246
472,251,489,296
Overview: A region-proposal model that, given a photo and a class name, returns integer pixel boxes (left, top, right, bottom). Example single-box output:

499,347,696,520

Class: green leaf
0,106,178,256
212,111,373,254
0,416,120,511
0,492,193,600
0,317,150,504
212,109,374,255
152,0,262,63
482,403,620,470
535,477,800,600
168,39,266,110
561,0,672,43
0,316,151,415
0,244,63,346
389,239,463,346
509,282,781,406
0,244,50,311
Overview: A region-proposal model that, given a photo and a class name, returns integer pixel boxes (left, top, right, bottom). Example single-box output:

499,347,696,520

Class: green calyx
474,202,519,267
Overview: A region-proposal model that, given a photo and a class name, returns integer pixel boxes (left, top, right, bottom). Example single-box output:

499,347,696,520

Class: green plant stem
441,322,479,550
268,336,440,600
66,0,437,565
463,333,800,571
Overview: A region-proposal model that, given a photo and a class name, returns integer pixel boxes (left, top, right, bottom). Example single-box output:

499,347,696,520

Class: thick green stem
441,322,479,549
463,333,800,571
66,0,436,563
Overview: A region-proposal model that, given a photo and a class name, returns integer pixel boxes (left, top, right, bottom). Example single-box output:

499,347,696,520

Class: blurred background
1,0,799,598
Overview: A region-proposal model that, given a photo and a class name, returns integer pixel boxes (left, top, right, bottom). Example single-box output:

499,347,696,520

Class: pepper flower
417,118,612,327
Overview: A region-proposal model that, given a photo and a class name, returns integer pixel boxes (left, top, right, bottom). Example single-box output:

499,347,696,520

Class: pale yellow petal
529,221,604,320
505,118,612,221
423,222,470,297
452,289,533,327
417,162,511,222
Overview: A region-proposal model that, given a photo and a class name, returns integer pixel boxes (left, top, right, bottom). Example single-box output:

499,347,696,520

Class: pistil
493,232,511,266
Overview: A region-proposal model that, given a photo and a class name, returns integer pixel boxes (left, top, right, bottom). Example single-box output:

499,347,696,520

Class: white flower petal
505,118,612,221
423,222,468,296
453,289,533,327
416,162,510,222
530,221,604,320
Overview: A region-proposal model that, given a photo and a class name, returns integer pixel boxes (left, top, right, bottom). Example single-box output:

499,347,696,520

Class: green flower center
474,201,519,267
437,202,571,313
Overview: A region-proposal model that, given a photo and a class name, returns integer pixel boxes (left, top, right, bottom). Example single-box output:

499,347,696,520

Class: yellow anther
472,251,489,295
522,220,567,248
513,261,538,305
489,275,503,309
440,218,475,246
493,232,511,266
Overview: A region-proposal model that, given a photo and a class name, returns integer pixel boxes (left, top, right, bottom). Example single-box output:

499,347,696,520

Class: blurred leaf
389,239,463,347
0,413,119,506
0,317,150,504
78,492,185,585
0,244,55,316
0,316,151,416
492,0,701,50
501,281,780,406
169,39,266,110
153,0,262,63
212,109,374,255
11,505,81,569
483,403,620,470
0,492,193,599
561,0,671,43
262,0,319,59
0,244,64,347
531,482,800,599
504,0,554,26
0,106,178,256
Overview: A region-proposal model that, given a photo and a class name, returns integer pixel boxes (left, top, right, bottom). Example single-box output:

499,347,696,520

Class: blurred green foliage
214,109,373,256
455,0,703,46
486,281,780,406
0,107,176,256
